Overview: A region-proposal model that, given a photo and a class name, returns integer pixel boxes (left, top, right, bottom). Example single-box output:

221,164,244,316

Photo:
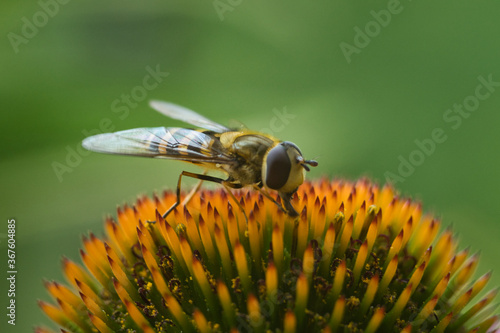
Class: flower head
37,179,499,332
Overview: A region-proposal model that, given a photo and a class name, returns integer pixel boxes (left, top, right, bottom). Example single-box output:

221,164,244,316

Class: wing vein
82,127,236,165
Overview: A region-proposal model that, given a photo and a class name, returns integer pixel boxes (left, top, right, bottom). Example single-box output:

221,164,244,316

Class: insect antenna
297,157,319,171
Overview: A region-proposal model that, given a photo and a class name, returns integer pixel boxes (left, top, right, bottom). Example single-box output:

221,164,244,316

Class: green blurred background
1,0,499,331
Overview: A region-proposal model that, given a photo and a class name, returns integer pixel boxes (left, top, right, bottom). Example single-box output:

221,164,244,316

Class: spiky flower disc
37,179,499,332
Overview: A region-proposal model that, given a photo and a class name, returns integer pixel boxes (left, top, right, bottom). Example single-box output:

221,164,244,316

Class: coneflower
36,179,499,332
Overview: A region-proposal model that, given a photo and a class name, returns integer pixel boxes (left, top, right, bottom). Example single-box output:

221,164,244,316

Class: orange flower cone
36,179,499,332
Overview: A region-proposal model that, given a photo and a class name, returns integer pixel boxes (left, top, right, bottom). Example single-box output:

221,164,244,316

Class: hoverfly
82,101,318,218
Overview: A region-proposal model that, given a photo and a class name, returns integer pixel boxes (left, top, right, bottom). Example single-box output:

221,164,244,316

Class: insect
82,101,318,218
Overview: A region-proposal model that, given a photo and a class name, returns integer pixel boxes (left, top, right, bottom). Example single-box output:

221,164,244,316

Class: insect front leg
253,185,297,217
279,191,299,217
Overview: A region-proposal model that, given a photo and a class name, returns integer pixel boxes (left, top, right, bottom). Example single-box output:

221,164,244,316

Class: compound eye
265,144,291,190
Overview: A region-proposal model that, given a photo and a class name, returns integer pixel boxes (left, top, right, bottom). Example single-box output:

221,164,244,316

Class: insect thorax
222,133,276,188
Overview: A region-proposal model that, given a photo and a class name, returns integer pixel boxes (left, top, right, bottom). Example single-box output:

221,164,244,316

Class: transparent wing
150,100,230,133
82,127,236,164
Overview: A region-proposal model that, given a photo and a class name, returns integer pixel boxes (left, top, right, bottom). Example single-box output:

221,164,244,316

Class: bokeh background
1,0,499,331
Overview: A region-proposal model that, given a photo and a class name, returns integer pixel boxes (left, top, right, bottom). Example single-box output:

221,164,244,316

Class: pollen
36,179,499,332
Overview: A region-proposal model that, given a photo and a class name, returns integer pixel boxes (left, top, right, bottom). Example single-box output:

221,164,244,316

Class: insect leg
222,184,249,224
181,171,207,207
279,191,299,217
252,185,288,215
161,171,224,219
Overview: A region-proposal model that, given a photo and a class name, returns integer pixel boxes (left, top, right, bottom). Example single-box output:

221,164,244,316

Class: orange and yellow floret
36,179,499,332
